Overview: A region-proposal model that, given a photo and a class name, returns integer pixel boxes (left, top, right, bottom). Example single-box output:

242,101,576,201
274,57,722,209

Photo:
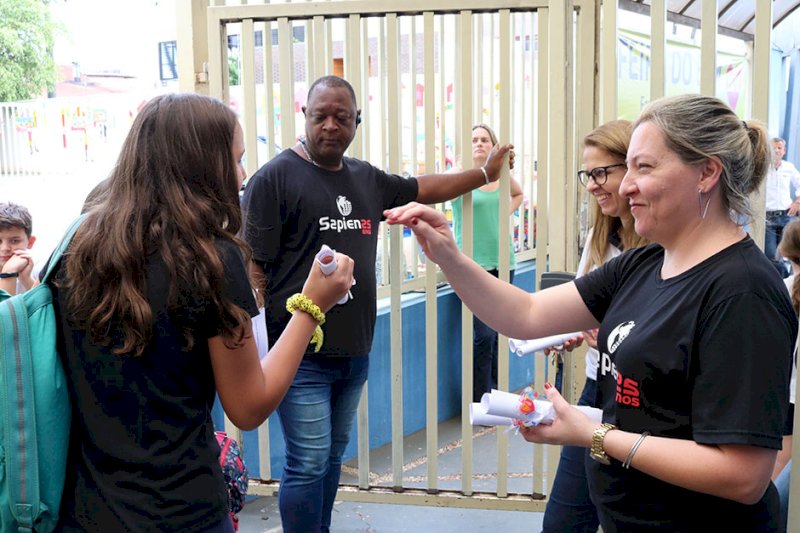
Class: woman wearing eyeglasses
451,123,524,402
542,120,648,532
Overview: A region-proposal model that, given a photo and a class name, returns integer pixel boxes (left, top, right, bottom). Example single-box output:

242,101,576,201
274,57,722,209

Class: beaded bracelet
286,293,326,352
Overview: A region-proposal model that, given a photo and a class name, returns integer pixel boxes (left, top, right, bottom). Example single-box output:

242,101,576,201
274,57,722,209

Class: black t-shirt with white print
242,149,418,356
575,236,796,532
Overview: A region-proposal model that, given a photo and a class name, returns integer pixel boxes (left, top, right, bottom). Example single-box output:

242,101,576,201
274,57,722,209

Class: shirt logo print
608,320,635,354
336,196,352,216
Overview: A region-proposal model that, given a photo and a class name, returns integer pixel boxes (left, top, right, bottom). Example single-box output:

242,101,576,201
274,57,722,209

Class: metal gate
177,0,783,517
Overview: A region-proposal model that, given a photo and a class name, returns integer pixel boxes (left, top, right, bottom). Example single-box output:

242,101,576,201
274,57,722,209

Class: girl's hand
301,252,354,312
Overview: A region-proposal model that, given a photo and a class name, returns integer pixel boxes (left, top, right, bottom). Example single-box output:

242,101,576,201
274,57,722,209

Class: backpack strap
41,215,86,284
2,295,39,532
1,215,83,532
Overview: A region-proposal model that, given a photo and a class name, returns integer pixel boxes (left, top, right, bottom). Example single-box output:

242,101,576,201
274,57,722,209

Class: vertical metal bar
410,16,419,177
533,6,549,497
439,15,448,174
263,20,277,160
457,9,474,497
423,12,439,494
241,19,259,178
495,8,512,500
547,0,569,272
650,0,666,100
206,10,226,100
361,18,371,161
176,0,210,95
749,0,770,252
278,17,295,148
599,0,617,122
386,13,405,491
700,0,717,96
313,16,327,78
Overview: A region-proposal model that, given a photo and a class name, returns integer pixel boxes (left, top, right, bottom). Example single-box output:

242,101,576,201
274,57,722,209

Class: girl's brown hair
62,93,254,356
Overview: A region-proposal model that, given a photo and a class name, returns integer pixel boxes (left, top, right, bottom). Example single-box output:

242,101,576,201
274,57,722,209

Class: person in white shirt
764,137,800,276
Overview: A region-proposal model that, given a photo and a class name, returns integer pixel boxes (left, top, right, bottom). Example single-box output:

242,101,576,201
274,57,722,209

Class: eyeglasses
577,163,627,186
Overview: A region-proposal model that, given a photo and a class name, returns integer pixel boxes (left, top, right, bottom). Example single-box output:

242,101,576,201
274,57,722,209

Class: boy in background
0,202,38,295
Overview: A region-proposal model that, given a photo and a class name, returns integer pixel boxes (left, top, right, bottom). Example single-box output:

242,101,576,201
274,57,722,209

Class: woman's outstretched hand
301,252,355,312
383,202,460,267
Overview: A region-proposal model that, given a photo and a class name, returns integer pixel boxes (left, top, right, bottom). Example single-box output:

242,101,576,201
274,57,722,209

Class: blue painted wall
213,261,543,477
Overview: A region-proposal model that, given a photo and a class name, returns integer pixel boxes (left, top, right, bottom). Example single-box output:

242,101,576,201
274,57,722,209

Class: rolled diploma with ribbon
474,389,602,427
316,244,354,304
509,332,583,356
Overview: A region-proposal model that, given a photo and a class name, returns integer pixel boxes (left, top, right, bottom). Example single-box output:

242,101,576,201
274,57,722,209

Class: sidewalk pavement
236,416,546,532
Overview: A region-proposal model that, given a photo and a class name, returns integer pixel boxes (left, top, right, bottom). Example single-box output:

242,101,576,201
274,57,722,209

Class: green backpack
0,217,82,532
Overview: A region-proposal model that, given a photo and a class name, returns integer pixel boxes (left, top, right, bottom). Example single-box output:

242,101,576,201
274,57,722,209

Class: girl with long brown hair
49,93,353,532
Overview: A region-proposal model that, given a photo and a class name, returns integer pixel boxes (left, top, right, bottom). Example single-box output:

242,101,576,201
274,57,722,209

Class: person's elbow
714,451,775,504
222,404,272,432
726,476,772,505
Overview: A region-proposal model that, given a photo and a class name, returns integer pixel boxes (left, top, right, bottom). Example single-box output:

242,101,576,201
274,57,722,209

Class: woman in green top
451,123,524,402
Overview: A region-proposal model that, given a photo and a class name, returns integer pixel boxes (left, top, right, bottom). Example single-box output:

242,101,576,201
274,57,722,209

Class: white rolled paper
315,244,354,304
469,403,514,426
509,332,583,356
474,388,604,427
253,306,269,360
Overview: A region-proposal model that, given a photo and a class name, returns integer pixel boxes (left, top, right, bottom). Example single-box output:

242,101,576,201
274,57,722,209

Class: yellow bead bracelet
286,293,326,352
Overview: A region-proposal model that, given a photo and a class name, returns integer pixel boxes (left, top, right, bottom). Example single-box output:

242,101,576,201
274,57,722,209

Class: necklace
299,138,319,167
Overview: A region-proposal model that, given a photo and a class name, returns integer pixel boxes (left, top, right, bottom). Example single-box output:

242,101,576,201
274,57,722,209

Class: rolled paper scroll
472,387,602,428
316,244,355,305
509,332,583,356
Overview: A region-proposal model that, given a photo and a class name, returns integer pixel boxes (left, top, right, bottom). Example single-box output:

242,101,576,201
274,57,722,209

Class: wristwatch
0,272,20,279
590,423,617,465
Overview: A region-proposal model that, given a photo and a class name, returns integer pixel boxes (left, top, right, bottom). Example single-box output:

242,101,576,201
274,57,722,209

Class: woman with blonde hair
542,120,647,532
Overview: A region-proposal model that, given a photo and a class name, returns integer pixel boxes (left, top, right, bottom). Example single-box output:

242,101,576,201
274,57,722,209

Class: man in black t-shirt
242,75,513,533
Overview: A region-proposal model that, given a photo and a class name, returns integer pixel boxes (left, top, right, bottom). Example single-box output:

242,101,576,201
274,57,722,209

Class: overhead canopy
619,0,800,41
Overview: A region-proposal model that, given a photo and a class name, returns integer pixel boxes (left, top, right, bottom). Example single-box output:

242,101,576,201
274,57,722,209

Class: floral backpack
215,431,249,530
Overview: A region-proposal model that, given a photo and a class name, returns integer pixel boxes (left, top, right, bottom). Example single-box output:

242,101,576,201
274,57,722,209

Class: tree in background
0,0,58,102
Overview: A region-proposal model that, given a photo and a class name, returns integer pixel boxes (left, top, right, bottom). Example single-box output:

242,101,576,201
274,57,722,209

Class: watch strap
590,422,616,465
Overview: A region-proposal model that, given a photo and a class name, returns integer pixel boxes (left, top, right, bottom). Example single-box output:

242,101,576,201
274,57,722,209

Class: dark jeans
765,212,792,277
473,269,514,402
276,356,369,533
542,377,599,533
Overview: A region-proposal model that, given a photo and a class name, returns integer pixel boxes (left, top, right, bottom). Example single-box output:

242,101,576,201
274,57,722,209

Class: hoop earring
699,189,711,220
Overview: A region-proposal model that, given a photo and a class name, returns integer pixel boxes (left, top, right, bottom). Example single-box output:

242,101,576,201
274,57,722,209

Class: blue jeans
542,377,599,533
765,213,792,276
775,459,791,533
277,356,369,533
473,269,514,402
